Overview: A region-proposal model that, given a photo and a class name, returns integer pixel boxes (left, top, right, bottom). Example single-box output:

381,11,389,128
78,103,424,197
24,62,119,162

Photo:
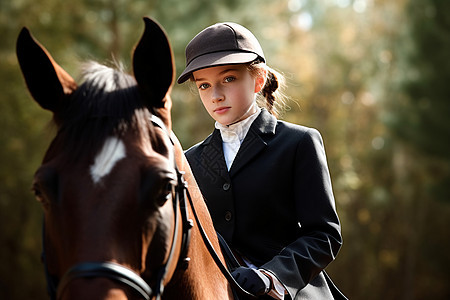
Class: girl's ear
254,68,267,93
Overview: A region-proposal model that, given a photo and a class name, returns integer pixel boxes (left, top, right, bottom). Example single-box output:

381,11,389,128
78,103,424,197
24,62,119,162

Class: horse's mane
43,61,154,163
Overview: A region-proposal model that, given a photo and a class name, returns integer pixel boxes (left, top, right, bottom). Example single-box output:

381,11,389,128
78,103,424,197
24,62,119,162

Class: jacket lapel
199,129,230,182
229,109,277,176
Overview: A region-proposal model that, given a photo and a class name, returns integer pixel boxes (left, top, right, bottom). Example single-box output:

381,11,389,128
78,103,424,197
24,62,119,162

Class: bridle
42,115,257,300
42,115,191,300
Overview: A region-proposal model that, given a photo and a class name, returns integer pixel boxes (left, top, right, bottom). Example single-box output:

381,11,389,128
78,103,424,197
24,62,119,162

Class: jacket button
223,183,231,191
224,211,232,221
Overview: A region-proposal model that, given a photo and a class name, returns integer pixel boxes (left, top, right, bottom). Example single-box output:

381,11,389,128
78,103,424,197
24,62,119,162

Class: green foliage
1,0,450,299
386,0,450,202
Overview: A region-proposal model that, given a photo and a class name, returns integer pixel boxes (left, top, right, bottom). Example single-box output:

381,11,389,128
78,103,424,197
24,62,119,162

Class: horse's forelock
45,61,153,164
80,61,134,93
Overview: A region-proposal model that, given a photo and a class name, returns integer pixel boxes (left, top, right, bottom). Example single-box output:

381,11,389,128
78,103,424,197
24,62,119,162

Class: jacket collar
202,109,276,145
200,109,277,177
250,108,277,136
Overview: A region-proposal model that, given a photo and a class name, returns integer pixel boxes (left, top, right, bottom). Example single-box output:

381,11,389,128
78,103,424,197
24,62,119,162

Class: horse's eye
32,167,58,209
32,183,48,207
152,179,174,207
161,181,175,204
165,182,172,196
139,168,176,208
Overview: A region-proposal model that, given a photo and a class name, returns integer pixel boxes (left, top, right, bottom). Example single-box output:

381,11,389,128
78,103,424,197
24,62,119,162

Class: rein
151,115,257,299
42,115,256,300
184,182,258,300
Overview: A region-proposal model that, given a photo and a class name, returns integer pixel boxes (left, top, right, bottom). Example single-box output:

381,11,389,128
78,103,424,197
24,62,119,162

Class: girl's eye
198,83,210,90
224,76,235,83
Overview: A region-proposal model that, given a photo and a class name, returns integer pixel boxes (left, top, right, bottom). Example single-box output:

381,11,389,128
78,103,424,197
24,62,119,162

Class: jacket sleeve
260,128,342,298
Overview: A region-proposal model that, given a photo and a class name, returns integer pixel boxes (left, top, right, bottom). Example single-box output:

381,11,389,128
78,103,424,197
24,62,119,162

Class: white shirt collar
215,106,261,170
215,106,261,143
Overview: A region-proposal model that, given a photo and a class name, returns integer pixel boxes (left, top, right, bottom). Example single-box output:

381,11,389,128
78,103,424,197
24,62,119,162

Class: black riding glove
232,266,271,296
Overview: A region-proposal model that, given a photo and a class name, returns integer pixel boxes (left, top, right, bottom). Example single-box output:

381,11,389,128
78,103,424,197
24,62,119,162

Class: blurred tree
385,0,450,200
379,0,450,299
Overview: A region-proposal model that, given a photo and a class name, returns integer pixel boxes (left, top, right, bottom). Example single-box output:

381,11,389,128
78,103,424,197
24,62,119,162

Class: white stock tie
215,107,261,170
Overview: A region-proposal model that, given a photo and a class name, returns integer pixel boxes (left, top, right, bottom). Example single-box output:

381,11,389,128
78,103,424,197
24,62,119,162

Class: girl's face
193,64,265,126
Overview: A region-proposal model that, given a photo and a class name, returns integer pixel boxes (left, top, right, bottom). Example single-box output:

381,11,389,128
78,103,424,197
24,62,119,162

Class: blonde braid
248,62,287,118
261,70,279,115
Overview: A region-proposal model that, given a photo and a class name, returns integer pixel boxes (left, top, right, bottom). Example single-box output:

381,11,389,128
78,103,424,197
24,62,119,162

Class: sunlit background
1,0,449,299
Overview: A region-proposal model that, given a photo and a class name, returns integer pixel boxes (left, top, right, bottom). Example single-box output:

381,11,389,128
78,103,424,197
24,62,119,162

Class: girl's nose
211,86,224,103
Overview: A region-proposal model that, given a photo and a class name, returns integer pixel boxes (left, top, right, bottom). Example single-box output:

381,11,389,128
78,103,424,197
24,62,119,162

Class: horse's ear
133,17,174,108
16,27,77,112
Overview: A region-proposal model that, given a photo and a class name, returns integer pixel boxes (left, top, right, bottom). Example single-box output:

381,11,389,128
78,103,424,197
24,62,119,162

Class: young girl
178,22,346,300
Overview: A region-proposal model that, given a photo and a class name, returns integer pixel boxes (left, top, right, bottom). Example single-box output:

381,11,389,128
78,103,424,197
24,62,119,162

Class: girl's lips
214,107,230,114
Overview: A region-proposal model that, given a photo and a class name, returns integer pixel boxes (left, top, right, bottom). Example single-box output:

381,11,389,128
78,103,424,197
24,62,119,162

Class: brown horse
16,17,239,300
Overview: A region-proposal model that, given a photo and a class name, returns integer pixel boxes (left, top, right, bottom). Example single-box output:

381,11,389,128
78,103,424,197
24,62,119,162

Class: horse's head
17,18,186,299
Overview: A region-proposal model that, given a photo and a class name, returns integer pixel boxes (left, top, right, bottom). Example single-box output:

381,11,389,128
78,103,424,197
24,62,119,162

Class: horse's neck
170,138,233,299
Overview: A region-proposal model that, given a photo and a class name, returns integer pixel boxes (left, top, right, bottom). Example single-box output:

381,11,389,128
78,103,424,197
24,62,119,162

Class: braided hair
247,61,287,118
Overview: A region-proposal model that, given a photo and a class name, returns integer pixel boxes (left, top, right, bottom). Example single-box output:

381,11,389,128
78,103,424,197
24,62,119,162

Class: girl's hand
232,266,271,296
